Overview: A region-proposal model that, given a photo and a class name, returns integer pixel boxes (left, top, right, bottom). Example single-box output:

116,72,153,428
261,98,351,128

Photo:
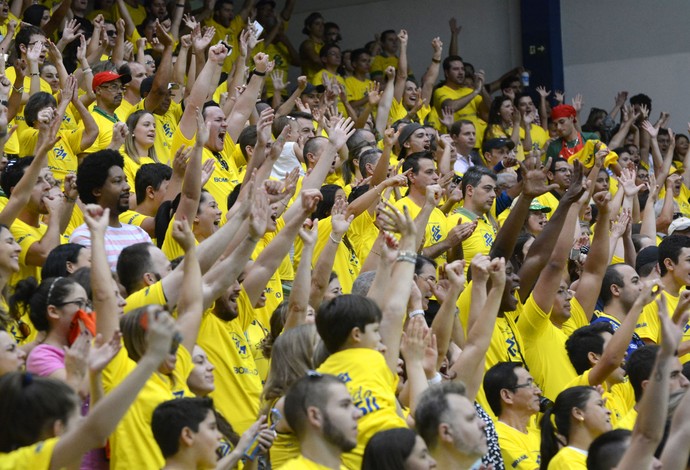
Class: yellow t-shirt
616,407,637,431
348,209,379,265
86,107,121,153
161,217,199,261
433,84,486,147
18,127,86,182
254,37,291,92
102,344,194,470
318,348,405,470
517,295,580,401
456,282,525,417
389,98,431,125
448,208,498,274
528,123,549,152
122,153,157,191
635,289,690,364
565,370,634,428
659,184,690,218
10,219,47,288
199,290,263,435
494,421,541,470
0,438,57,470
114,98,137,121
293,216,360,294
344,76,373,106
370,55,398,75
394,196,448,265
170,127,240,215
547,446,587,470
124,281,167,314
129,100,182,163
277,454,349,470
205,15,245,74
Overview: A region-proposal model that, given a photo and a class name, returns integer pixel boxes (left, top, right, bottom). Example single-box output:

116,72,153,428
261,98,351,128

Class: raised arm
308,199,352,308
50,312,177,470
574,192,613,319
144,22,174,113
300,117,354,193
172,219,203,353
420,37,443,105
178,41,229,140
586,280,659,386
174,108,206,227
450,257,506,402
614,298,685,470
0,110,58,226
492,157,560,260
284,222,318,330
226,52,271,142
200,188,267,309
430,259,466,369
377,202,417,373
243,190,322,304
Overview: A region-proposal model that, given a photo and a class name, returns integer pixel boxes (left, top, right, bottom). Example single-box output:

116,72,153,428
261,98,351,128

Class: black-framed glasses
510,378,538,390
56,299,92,310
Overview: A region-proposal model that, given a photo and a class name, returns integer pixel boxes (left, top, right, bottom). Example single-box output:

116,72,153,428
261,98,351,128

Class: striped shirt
70,223,152,270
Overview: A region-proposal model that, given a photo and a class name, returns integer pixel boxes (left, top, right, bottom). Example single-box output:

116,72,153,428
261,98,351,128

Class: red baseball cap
92,71,131,90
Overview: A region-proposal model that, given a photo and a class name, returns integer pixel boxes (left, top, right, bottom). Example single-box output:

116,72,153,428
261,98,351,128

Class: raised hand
270,70,288,93
367,81,382,106
331,198,354,236
378,200,416,238
431,36,443,55
327,117,355,150
300,188,323,214
571,93,583,113
249,188,269,240
208,42,228,64
155,20,174,48
536,86,550,99
171,217,196,251
144,309,180,364
298,218,318,246
88,331,123,373
614,91,628,108
397,29,408,46
521,157,559,198
610,209,631,239
553,90,564,104
488,256,506,290
109,121,128,149
440,106,455,130
449,17,462,35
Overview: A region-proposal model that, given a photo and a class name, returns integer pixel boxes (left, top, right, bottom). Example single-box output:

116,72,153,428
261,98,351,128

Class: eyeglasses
56,299,93,310
106,30,117,37
99,83,124,92
510,378,538,390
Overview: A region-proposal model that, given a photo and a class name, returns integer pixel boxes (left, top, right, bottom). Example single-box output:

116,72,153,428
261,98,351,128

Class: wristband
427,372,443,385
431,58,441,64
396,250,417,264
0,100,7,106
12,85,23,93
30,72,39,76
329,233,342,244
408,309,425,319
253,70,266,77
64,195,77,203
81,68,92,74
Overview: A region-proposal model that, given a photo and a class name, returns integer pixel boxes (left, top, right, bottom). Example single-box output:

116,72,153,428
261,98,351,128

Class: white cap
668,217,690,235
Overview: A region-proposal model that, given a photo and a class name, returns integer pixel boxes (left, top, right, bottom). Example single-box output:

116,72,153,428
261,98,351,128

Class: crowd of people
0,0,689,469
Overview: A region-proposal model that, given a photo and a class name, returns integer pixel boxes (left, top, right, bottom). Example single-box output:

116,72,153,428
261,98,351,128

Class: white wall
284,0,522,85
561,0,690,133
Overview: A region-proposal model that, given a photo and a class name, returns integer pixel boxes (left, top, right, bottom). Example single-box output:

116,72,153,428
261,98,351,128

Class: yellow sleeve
11,221,45,267
0,438,58,470
635,301,660,343
124,281,168,314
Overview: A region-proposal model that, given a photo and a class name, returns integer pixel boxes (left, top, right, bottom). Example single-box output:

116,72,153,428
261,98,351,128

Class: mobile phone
252,20,264,37
243,408,282,461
